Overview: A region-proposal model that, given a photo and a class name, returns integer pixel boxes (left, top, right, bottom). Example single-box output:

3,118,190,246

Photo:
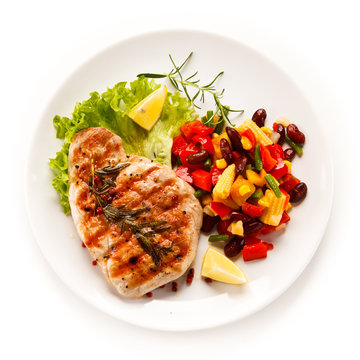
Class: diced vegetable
260,145,277,172
213,164,236,200
237,119,273,146
242,242,268,261
242,202,263,218
241,129,256,150
208,234,229,242
269,161,289,180
259,189,287,226
230,175,256,206
194,189,209,198
254,145,263,171
210,165,224,185
172,134,189,156
264,174,282,198
210,201,233,219
245,169,267,187
175,166,193,184
266,144,284,161
193,169,212,192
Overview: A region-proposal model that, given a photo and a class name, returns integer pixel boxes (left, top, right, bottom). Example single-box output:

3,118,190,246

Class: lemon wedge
201,247,248,285
128,85,167,130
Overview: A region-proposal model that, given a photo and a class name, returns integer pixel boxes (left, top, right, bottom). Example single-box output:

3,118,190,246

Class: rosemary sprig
137,52,244,127
90,161,173,266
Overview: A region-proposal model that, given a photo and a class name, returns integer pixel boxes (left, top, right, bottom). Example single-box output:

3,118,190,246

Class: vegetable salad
171,108,307,262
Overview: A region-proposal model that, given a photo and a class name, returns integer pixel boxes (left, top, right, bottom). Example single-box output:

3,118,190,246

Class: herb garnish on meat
90,161,173,266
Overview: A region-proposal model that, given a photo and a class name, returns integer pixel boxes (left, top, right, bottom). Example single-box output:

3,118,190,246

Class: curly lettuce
49,77,195,214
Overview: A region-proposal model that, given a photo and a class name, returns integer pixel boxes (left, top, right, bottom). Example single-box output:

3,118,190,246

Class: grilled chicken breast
68,127,202,297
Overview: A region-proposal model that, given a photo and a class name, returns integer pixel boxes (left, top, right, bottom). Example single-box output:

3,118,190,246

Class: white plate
25,30,333,331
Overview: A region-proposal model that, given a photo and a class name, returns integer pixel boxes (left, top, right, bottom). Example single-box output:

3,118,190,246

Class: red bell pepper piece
192,169,212,192
260,145,277,172
241,202,263,218
242,242,268,261
179,143,203,169
217,219,233,235
241,129,256,150
180,120,214,140
272,122,279,132
172,134,189,156
175,166,193,184
192,134,215,155
210,166,224,185
266,144,284,161
210,202,232,219
280,174,300,192
270,161,289,180
191,123,214,136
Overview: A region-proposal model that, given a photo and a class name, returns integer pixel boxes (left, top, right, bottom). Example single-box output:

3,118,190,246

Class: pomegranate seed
108,187,117,195
92,260,97,266
146,292,153,298
172,195,178,202
171,282,178,292
159,284,166,289
204,277,213,283
186,268,194,285
94,175,100,182
82,242,86,248
96,207,103,215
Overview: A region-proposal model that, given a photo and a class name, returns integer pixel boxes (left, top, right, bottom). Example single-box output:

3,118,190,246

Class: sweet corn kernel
239,184,251,196
241,136,253,150
276,116,290,127
284,160,292,173
231,220,244,236
216,159,227,169
261,126,273,136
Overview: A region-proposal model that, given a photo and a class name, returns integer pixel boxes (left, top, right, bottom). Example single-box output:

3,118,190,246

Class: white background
1,0,359,359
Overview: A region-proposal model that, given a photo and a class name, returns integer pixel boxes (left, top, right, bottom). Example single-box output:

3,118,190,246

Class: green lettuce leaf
49,77,195,214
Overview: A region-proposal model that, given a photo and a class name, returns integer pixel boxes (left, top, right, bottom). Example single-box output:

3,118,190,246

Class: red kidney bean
234,153,248,176
284,148,296,161
276,124,285,146
224,236,245,258
201,215,220,232
226,127,243,152
229,210,251,223
287,124,305,144
186,149,209,164
252,108,267,128
243,219,263,235
246,152,255,166
217,219,233,236
220,138,234,164
289,182,307,202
